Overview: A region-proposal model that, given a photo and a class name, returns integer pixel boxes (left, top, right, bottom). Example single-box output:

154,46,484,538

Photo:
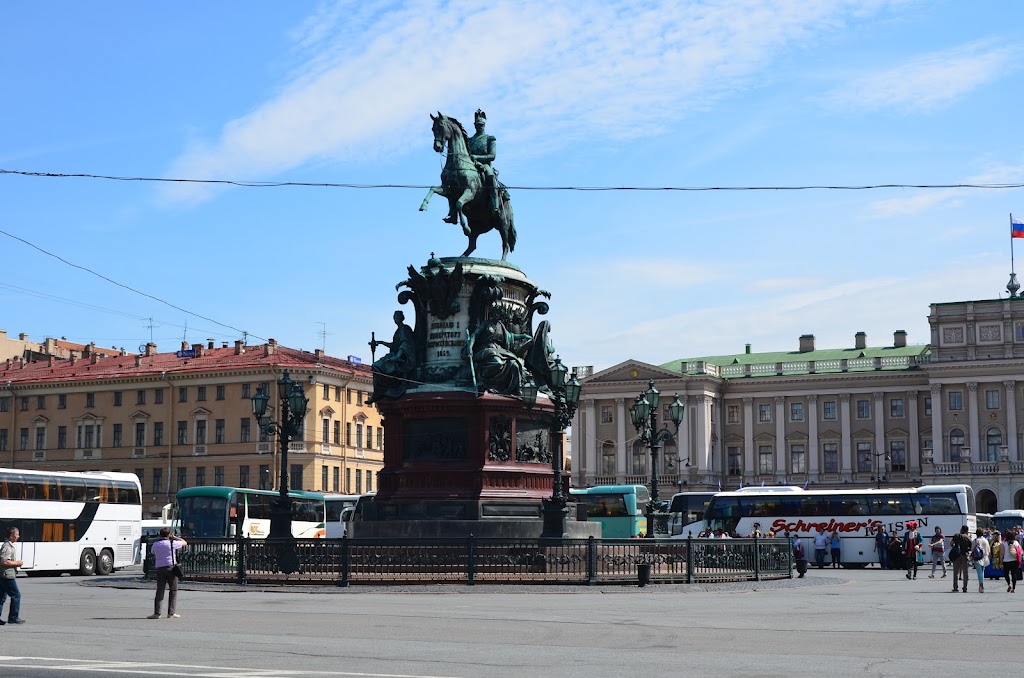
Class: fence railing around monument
160,536,792,586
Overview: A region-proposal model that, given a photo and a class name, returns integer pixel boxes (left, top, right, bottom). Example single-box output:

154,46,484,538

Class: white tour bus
992,509,1024,533
323,494,362,538
0,467,142,576
693,484,976,566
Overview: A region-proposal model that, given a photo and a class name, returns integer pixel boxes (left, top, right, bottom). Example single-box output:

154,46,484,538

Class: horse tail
505,201,517,252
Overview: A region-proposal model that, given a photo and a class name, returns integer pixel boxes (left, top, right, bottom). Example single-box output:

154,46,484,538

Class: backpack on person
970,541,985,562
949,541,962,561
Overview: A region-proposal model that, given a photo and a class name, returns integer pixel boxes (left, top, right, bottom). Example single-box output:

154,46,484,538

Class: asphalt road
0,563,1016,677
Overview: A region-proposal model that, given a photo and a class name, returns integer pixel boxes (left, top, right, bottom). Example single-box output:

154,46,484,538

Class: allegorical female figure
368,311,417,402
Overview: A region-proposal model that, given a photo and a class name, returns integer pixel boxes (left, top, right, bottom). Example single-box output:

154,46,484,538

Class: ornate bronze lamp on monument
358,110,599,539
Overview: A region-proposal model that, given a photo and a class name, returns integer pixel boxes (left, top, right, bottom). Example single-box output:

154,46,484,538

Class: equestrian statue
419,110,517,260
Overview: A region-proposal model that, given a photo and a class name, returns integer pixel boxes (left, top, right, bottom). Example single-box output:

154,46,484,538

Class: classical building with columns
573,294,1024,513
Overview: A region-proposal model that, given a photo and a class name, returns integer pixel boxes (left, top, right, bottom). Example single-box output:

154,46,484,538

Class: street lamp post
872,449,891,489
523,358,582,539
629,381,685,539
251,370,309,573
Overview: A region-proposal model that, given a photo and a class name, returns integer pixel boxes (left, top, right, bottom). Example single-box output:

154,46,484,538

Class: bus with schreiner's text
693,484,976,566
176,486,326,539
570,485,649,538
0,467,141,576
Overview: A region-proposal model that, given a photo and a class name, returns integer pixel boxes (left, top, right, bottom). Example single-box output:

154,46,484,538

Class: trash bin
637,564,651,587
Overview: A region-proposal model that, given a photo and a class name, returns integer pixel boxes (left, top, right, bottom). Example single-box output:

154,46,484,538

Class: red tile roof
0,344,370,385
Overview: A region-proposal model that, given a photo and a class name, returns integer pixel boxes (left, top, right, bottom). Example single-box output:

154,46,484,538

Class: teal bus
570,485,650,537
176,486,326,539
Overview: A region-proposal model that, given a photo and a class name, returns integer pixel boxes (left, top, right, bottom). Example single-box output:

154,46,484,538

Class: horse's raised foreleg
451,187,475,236
419,186,442,212
462,230,478,258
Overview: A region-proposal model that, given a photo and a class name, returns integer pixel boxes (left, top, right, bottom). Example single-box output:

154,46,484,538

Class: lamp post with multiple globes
629,380,685,538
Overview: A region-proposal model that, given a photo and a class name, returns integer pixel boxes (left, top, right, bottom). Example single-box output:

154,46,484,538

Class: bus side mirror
228,524,237,538
341,507,354,523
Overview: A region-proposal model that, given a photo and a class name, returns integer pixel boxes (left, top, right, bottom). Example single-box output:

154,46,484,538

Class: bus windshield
570,485,649,538
667,492,715,537
178,495,229,538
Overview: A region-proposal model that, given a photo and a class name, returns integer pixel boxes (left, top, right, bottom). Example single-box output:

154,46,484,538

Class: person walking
874,526,889,569
792,534,808,578
989,531,1003,581
813,529,828,569
829,531,841,569
950,525,972,592
149,528,187,619
970,528,990,593
1001,530,1022,593
904,521,921,580
928,526,947,579
0,526,25,624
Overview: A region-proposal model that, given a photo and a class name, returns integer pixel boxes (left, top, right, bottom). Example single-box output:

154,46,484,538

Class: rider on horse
468,110,499,216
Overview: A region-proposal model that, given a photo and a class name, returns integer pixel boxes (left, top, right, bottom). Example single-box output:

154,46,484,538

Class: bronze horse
419,112,516,260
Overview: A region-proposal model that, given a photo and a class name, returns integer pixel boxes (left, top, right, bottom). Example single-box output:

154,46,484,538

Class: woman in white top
1001,530,1022,593
970,529,990,593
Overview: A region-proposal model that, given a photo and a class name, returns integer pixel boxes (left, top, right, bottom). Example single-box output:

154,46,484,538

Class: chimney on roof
855,331,867,350
315,348,324,360
44,338,56,354
120,347,127,356
19,358,25,369
135,354,142,368
19,333,27,341
894,330,907,348
4,359,9,370
192,343,204,358
47,355,54,367
222,342,228,349
145,343,157,357
82,344,91,358
266,338,278,356
181,341,189,351
745,344,752,354
799,334,815,353
234,340,245,355
90,352,98,365
0,330,6,339
70,353,77,366
207,339,214,350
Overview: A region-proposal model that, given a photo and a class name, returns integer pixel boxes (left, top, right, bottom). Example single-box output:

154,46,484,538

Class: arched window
949,428,965,462
601,440,615,475
632,439,647,475
986,427,1003,462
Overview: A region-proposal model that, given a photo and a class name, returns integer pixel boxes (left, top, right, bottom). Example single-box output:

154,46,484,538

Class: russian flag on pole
1013,215,1024,239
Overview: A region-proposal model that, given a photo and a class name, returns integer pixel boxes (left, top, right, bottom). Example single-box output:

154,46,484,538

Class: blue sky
1,1,1022,371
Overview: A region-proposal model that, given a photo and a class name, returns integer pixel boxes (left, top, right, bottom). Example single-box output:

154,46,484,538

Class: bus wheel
78,549,97,576
96,550,114,576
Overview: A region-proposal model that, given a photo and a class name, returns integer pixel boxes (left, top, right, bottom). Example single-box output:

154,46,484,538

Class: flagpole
1013,214,1016,274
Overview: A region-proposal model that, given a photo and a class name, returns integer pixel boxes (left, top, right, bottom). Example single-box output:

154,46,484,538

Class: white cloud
823,39,1017,114
160,0,893,204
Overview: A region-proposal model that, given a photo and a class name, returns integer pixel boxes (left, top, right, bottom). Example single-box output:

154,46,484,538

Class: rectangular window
34,427,45,450
112,424,123,448
758,403,772,423
58,426,67,449
177,421,187,445
239,465,250,489
890,440,906,472
789,402,804,422
196,420,207,445
322,419,330,446
890,399,904,418
197,386,206,402
856,441,873,472
924,397,932,416
136,390,146,405
333,467,340,493
346,468,352,493
0,397,8,412
367,473,372,493
36,395,45,410
135,422,145,447
758,445,773,474
322,466,328,492
215,419,225,444
323,384,330,399
179,387,188,403
154,389,164,404
986,389,1000,410
377,428,383,449
823,401,837,420
113,391,123,407
727,446,741,476
856,399,870,419
601,406,613,424
346,423,352,446
356,469,363,494
823,442,839,473
86,393,95,408
216,385,225,401
727,405,740,424
240,418,251,443
177,467,187,491
259,465,270,490
367,425,373,449
0,429,7,451
242,383,251,399
356,423,363,448
152,468,163,494
948,391,963,411
19,396,28,411
333,421,341,445
195,467,205,486
790,443,806,474
154,422,164,446
290,465,303,492
335,386,341,402
214,466,224,486
58,394,66,409
346,389,352,405
357,391,364,406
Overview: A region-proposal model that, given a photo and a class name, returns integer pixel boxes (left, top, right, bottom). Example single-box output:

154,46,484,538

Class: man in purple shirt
148,528,187,619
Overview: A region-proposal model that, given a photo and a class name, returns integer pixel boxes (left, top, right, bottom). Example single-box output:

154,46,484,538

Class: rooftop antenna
143,317,156,344
181,320,188,345
316,322,334,353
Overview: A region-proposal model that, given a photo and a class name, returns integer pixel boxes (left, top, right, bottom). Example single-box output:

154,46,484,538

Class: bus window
59,478,86,502
247,493,269,520
917,494,960,515
2,473,27,500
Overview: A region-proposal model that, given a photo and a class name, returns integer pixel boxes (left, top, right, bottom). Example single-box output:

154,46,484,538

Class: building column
930,384,943,462
714,397,724,474
584,399,596,484
775,396,786,480
743,397,754,482
967,382,980,461
873,392,885,469
571,405,582,486
807,395,819,476
679,395,692,470
840,394,852,476
1005,381,1019,461
696,395,709,471
615,398,626,477
908,391,920,470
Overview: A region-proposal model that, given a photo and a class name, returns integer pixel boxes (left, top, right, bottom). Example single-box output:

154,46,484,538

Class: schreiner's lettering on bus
772,517,929,535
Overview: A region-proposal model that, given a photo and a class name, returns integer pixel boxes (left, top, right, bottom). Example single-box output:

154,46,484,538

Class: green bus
176,486,326,539
570,485,650,538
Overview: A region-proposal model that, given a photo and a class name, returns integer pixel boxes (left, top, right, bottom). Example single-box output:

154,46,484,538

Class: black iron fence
149,536,792,586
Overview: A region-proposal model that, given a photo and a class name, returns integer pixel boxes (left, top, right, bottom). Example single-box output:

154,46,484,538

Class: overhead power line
2,168,1023,192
